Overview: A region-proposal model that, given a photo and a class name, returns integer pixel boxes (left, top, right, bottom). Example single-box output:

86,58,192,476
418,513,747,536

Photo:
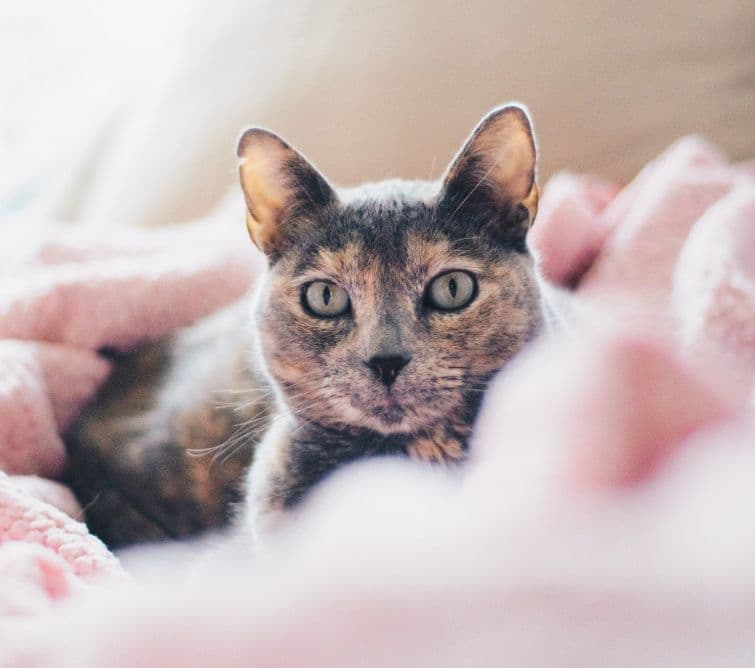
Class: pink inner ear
527,172,618,287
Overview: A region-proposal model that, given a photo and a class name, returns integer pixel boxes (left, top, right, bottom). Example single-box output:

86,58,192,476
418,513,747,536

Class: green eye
303,281,351,317
426,271,477,311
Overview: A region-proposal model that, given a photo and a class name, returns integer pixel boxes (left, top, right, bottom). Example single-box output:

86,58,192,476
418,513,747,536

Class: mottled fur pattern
248,180,541,522
65,104,542,547
64,302,271,547
240,104,542,531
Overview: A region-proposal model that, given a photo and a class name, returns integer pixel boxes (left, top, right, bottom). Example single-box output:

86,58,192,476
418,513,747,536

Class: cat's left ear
237,128,337,260
438,104,539,247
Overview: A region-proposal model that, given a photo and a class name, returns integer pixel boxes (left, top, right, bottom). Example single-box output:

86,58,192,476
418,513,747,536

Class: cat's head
238,105,542,445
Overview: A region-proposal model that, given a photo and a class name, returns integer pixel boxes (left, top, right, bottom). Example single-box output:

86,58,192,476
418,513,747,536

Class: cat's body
65,301,271,546
66,105,543,547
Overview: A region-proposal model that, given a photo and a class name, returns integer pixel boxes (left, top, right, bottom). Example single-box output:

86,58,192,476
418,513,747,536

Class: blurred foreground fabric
1,137,754,665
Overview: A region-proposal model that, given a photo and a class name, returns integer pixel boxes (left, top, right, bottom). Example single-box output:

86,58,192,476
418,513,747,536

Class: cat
65,104,542,547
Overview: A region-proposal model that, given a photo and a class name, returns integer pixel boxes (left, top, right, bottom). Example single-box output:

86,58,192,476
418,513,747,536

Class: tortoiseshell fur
64,302,271,547
245,179,542,529
65,105,543,547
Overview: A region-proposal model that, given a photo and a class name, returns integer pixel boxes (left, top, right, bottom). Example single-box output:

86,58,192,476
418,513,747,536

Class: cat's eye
426,271,477,311
303,281,351,317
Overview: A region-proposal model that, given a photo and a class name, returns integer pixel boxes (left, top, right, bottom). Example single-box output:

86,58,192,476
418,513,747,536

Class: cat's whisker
211,434,258,464
428,154,438,181
212,387,272,396
212,386,275,411
188,411,271,462
445,157,500,225
218,439,256,464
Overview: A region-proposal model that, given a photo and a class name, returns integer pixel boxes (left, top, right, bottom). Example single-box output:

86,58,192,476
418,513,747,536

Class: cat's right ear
237,129,337,259
438,105,538,249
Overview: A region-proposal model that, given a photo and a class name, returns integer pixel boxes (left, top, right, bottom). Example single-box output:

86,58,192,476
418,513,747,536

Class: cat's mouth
347,391,411,432
366,401,406,425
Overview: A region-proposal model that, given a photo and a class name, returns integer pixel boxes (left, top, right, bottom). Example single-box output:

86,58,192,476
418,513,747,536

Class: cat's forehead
289,178,493,278
334,179,439,251
301,235,484,285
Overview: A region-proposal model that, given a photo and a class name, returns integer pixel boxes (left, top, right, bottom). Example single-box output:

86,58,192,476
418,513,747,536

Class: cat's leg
241,415,295,541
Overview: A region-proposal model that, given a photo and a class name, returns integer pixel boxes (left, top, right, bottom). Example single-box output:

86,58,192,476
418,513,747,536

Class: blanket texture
0,211,260,619
1,137,754,665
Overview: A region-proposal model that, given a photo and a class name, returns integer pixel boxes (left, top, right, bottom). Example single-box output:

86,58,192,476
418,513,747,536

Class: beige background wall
2,1,753,227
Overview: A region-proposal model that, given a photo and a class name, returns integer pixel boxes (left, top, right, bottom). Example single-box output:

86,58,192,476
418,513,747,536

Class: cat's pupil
448,277,458,299
323,285,331,306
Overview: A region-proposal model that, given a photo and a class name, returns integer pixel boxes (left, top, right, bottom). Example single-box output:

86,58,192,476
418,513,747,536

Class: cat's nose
366,354,411,387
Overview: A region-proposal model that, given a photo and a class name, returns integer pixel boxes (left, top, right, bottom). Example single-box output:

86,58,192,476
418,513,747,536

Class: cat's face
240,105,541,445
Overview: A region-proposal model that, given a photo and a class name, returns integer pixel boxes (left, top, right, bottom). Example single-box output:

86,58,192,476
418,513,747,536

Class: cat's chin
367,418,414,436
352,395,416,434
324,390,427,435
367,402,405,423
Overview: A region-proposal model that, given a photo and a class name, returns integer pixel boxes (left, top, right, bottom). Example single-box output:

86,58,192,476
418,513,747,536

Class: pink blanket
1,138,754,665
0,212,261,611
